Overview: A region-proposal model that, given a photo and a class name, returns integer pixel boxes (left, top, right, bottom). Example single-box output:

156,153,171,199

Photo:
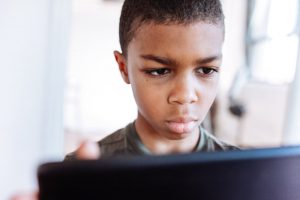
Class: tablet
38,146,300,200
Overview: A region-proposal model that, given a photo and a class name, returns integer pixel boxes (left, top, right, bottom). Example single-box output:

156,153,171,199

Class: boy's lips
165,117,198,134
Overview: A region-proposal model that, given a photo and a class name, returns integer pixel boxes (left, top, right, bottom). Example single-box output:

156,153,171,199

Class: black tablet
38,146,300,200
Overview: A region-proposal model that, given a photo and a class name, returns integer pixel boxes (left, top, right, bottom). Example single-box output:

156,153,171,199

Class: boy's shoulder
64,126,129,161
199,127,239,151
97,126,129,157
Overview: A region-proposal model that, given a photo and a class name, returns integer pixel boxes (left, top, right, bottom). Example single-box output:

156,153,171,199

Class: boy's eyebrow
140,54,177,66
195,55,222,65
140,54,222,66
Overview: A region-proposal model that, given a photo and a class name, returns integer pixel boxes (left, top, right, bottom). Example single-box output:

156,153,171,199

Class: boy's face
115,22,224,141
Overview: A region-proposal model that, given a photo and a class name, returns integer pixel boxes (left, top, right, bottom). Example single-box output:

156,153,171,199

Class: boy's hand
11,140,101,200
11,192,38,200
76,140,101,160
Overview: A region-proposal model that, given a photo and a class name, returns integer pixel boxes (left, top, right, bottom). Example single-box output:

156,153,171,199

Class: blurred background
1,0,300,199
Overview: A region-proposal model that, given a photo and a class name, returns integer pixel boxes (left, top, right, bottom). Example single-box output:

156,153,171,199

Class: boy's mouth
165,117,197,134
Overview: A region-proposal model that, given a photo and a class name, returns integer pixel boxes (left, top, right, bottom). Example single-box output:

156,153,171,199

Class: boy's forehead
129,21,224,46
127,22,224,56
129,21,224,47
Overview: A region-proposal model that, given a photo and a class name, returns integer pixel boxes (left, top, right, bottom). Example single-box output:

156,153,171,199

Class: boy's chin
164,131,196,141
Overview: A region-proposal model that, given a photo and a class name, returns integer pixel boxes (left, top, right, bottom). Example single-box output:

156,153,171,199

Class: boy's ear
114,51,130,84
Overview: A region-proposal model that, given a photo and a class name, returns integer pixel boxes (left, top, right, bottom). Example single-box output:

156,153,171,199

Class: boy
65,0,237,160
12,0,237,198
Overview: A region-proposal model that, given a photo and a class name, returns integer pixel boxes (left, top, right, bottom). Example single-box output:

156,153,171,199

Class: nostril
168,92,198,105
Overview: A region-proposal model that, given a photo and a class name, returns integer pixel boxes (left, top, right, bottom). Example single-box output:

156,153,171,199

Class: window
247,0,299,84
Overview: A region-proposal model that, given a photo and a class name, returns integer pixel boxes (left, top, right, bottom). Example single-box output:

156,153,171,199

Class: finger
10,191,38,200
75,140,101,160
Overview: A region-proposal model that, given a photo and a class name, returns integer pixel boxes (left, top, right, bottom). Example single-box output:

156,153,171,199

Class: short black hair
119,0,225,57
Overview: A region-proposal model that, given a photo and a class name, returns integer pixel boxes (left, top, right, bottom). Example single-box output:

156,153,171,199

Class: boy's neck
134,117,200,155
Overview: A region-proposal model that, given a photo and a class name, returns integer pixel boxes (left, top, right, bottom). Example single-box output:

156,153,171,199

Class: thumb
10,191,38,200
76,140,101,160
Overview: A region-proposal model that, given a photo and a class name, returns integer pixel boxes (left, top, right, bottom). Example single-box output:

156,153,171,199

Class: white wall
64,0,137,153
0,0,70,199
283,36,300,145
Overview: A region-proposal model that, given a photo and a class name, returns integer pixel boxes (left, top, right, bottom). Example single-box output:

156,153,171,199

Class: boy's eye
196,67,218,76
145,68,170,76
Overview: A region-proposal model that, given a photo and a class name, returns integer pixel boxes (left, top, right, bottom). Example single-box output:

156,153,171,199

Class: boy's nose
168,76,199,105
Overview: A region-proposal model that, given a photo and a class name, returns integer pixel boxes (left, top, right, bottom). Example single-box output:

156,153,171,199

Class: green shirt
65,122,238,160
